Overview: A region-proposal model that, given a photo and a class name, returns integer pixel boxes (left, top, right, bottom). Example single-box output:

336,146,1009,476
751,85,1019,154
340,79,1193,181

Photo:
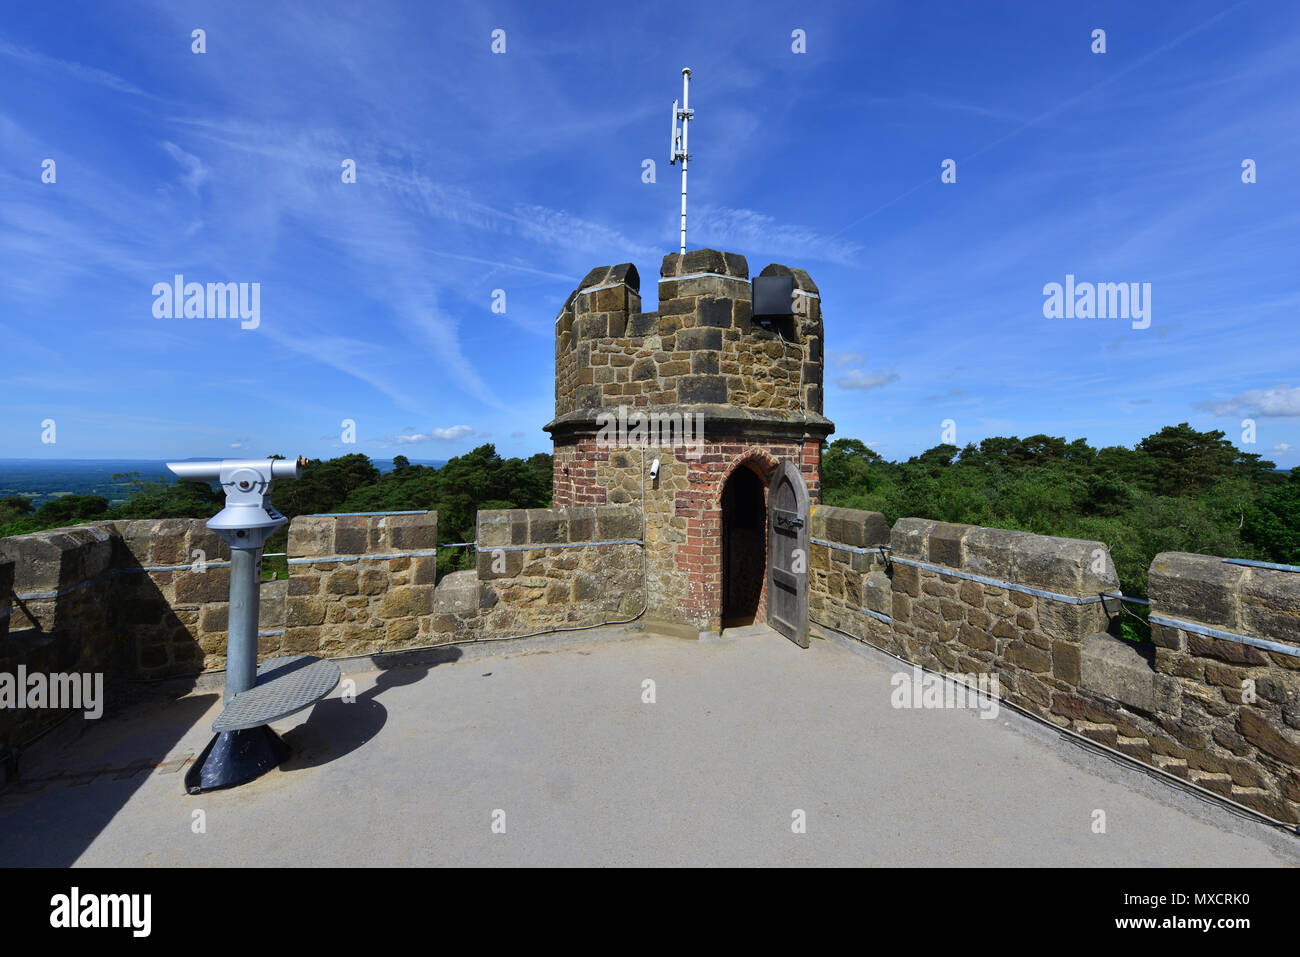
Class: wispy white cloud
829,350,865,368
0,39,148,96
915,92,1030,124
388,425,474,445
694,204,864,267
510,204,659,264
925,388,969,401
1196,385,1300,418
838,369,899,391
260,327,422,413
161,141,209,194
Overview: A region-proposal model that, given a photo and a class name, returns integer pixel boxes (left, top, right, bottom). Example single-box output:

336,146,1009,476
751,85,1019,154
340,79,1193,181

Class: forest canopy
0,445,553,576
2,425,1294,598
820,423,1295,597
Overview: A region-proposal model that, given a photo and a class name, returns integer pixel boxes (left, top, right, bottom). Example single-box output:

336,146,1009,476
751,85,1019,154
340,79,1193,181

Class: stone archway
720,464,767,626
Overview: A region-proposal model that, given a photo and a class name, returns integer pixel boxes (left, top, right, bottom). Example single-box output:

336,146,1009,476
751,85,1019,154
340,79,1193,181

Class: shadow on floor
280,646,462,771
0,689,215,866
0,645,463,865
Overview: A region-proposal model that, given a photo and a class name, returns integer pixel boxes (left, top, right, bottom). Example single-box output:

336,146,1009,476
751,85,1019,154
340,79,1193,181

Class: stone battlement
808,507,1300,825
3,509,1298,821
0,508,644,777
548,248,829,437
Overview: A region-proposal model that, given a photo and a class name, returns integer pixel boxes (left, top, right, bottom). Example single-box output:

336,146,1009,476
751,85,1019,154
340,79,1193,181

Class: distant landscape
1,424,1296,605
0,457,449,509
0,447,546,579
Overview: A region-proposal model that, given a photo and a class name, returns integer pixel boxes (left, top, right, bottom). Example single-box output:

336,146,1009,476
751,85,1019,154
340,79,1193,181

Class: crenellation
549,249,827,422
809,507,1300,823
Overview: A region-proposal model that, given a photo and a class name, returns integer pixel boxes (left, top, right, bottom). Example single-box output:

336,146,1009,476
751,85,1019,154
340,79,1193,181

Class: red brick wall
551,433,822,629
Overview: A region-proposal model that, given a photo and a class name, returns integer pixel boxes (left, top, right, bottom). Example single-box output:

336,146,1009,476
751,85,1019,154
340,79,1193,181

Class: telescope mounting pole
166,456,339,795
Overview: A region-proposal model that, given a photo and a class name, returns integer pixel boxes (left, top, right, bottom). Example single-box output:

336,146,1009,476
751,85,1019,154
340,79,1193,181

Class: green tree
1136,423,1269,496
1243,468,1300,564
276,453,380,516
35,494,110,525
909,443,960,471
0,496,33,527
818,426,1292,598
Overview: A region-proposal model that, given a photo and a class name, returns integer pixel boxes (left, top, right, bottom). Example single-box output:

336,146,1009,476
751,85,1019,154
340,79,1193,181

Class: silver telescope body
166,457,304,482
165,455,308,550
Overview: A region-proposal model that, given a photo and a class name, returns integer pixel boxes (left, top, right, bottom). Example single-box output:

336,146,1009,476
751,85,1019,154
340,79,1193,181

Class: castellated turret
544,248,835,634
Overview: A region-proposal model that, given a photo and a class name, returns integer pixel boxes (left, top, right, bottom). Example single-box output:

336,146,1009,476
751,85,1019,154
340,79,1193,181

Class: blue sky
1,0,1297,466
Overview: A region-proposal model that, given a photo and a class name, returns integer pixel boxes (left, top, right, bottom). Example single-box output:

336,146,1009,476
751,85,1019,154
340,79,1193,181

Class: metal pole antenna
671,67,693,255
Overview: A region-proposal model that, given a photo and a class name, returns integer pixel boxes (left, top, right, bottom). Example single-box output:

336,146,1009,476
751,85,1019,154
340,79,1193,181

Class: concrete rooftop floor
1,625,1296,867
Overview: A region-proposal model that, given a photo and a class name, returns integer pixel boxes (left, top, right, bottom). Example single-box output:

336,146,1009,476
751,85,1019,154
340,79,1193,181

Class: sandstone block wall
1,507,647,765
284,511,439,659
1,525,122,758
1145,552,1300,821
886,517,1118,708
0,554,13,642
808,505,892,645
0,519,284,761
110,518,283,676
454,505,645,638
807,507,1300,822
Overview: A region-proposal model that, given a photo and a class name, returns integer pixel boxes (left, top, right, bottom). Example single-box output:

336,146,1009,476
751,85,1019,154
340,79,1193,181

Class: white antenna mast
669,67,693,255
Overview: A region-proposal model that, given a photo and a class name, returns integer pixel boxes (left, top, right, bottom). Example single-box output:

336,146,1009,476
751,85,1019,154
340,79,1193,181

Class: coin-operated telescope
166,456,340,794
168,458,304,549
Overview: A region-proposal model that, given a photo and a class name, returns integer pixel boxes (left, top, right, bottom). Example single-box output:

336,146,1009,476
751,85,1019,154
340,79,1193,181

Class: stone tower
545,248,834,634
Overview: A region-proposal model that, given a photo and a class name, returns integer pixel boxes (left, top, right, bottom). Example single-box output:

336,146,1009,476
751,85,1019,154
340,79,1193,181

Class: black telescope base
185,725,290,795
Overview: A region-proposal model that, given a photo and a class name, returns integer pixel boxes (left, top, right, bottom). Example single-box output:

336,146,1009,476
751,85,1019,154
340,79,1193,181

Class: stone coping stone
1149,552,1248,632
1080,632,1156,712
287,511,437,560
578,262,640,293
890,519,1117,596
810,506,889,548
660,249,749,280
0,524,116,593
477,506,641,547
757,262,819,295
1151,551,1300,644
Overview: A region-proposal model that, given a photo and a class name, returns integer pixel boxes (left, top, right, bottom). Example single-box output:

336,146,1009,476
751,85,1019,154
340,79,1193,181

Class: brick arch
713,448,781,506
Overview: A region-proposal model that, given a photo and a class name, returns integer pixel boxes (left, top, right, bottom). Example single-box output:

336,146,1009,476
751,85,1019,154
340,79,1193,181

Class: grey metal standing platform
212,655,342,733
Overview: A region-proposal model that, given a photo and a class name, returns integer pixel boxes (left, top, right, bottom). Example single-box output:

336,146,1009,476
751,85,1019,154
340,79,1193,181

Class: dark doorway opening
721,466,766,626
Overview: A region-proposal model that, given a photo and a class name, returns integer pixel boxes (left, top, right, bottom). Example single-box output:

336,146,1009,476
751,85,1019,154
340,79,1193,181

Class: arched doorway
721,465,767,626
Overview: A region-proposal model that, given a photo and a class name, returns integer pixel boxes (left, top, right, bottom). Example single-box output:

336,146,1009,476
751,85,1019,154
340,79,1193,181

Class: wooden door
767,460,810,647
